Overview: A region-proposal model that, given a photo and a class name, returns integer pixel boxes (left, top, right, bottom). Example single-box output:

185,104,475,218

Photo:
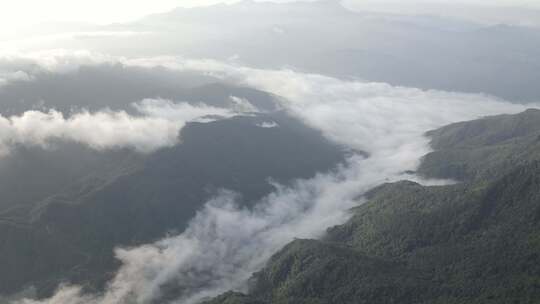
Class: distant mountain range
12,1,540,103
106,0,540,103
205,109,540,304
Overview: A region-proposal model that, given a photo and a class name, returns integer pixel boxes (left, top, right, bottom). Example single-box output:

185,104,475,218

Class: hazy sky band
0,0,539,28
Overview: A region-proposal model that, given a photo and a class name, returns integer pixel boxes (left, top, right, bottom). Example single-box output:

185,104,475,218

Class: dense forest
207,109,540,304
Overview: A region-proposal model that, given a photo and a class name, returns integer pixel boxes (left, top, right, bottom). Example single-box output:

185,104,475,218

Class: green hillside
206,109,540,304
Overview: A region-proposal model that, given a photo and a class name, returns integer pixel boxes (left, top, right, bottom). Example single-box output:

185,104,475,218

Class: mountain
0,64,278,116
88,1,540,103
419,108,540,181
205,109,540,304
0,69,282,220
0,87,346,297
17,1,540,102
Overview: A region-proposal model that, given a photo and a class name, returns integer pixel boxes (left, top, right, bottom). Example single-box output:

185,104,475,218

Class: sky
1,0,539,29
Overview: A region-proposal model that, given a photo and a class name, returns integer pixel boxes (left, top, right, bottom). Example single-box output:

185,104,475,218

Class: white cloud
228,96,259,113
122,55,537,156
0,50,117,79
0,52,242,157
256,121,278,128
0,70,32,86
15,53,537,304
135,99,234,124
0,99,234,157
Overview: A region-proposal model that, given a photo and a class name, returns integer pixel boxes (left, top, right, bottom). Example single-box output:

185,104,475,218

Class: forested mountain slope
0,110,345,298
206,109,540,304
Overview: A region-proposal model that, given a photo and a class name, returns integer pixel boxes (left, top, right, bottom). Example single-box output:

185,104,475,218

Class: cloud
14,53,538,304
135,99,234,124
0,52,238,155
0,70,32,86
122,55,538,156
0,99,234,157
0,50,118,84
227,96,259,113
256,121,278,128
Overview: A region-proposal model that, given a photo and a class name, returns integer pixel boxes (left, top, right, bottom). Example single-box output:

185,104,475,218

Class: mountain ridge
205,109,540,304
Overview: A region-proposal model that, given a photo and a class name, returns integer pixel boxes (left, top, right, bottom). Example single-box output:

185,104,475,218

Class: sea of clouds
0,51,535,304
